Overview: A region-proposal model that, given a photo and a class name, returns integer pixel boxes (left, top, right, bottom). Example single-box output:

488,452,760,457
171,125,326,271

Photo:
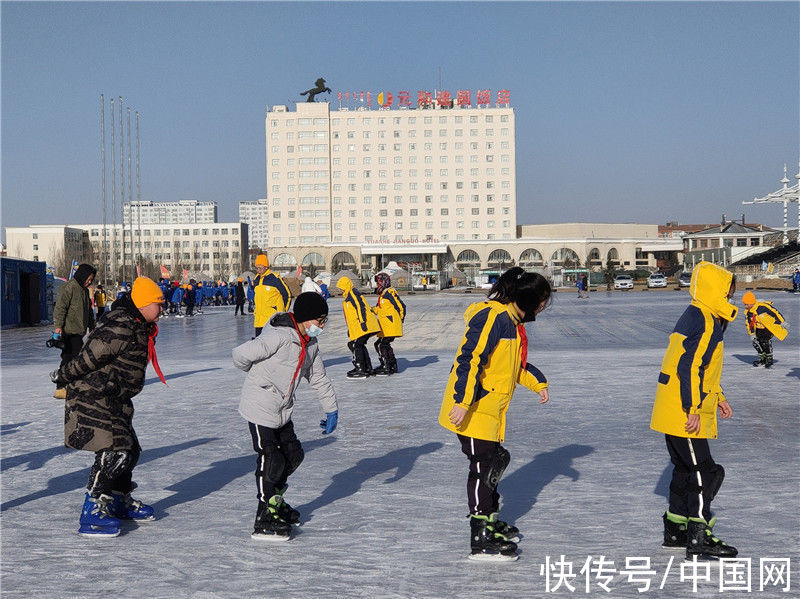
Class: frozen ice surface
1,290,798,598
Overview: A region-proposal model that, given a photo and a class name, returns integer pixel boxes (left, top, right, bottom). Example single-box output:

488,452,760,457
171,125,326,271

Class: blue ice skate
110,490,155,521
78,493,121,537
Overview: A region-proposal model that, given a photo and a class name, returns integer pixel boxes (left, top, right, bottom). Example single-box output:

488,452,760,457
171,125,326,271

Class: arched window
331,251,356,272
607,248,620,267
487,249,513,268
519,248,543,267
456,249,480,266
550,247,579,267
272,253,297,267
302,252,325,267
588,248,602,267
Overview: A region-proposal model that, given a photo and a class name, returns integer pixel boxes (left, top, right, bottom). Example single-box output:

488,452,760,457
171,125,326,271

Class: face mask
306,324,324,338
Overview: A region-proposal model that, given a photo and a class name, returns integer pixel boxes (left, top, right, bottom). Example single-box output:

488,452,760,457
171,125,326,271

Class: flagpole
110,98,117,287
135,111,142,274
127,107,134,280
100,94,108,288
119,96,126,285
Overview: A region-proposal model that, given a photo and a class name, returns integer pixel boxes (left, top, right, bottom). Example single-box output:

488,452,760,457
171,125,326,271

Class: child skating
336,276,381,379
438,267,551,561
651,261,738,559
371,273,407,375
742,291,787,368
233,292,338,541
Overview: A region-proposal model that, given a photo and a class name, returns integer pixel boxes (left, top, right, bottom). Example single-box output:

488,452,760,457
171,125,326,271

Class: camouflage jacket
61,294,153,452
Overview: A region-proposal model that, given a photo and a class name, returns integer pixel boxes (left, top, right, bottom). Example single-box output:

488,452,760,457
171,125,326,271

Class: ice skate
78,493,121,537
372,359,392,376
489,513,520,543
763,355,774,369
274,489,301,524
686,517,737,559
467,515,518,562
111,489,155,521
662,511,687,549
346,363,370,379
251,498,291,542
752,354,764,367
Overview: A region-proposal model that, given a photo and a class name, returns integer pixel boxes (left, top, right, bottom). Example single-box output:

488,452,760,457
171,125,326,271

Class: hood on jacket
336,277,354,293
73,264,97,287
690,261,738,322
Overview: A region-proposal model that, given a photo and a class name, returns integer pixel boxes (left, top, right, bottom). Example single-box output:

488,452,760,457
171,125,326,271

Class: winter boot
686,517,737,559
662,511,688,548
372,342,392,375
251,498,292,541
764,355,774,369
274,487,301,524
110,489,155,521
468,514,518,562
385,344,398,374
362,346,375,377
78,493,121,537
489,512,520,543
346,362,370,379
752,354,765,367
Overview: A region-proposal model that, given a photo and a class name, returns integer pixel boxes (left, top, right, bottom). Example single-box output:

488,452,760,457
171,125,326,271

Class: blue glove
320,410,338,435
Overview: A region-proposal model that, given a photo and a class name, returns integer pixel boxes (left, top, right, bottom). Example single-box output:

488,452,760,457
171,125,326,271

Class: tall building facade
265,101,516,247
238,198,270,249
122,199,217,225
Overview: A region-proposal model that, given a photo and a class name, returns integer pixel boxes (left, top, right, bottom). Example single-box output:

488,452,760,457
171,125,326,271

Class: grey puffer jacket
233,312,337,428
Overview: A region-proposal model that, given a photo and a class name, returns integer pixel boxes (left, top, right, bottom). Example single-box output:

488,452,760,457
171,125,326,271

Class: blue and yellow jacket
651,262,738,439
745,301,787,341
336,277,381,340
254,270,292,329
373,287,406,338
438,300,548,443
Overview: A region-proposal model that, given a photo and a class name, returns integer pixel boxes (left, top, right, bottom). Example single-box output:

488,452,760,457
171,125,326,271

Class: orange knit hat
131,277,164,308
742,291,756,304
255,254,269,267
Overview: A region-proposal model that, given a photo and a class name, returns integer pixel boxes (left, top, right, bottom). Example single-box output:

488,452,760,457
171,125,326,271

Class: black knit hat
293,292,328,322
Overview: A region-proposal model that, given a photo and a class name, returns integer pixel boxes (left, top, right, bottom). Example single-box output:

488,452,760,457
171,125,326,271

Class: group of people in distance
47,257,789,562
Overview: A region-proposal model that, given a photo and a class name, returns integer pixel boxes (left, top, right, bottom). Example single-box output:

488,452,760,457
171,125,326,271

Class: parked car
678,272,692,287
614,274,634,290
647,273,668,288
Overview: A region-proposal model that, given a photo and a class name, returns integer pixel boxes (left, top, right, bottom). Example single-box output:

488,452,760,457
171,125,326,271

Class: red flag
136,264,141,277
182,268,188,281
160,265,170,278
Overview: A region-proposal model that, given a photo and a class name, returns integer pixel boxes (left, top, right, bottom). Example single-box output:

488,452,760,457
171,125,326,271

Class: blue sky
2,1,798,236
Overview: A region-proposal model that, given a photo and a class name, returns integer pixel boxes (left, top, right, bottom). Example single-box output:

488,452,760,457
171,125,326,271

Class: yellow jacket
253,270,292,329
745,301,787,341
438,300,548,442
373,287,406,338
336,277,381,340
93,289,106,308
651,262,738,439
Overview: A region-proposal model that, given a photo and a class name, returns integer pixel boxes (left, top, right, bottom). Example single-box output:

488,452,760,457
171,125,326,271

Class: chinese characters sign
336,89,511,109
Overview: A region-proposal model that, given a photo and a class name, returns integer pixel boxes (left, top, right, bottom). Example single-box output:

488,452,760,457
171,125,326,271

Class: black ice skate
489,512,520,543
686,517,737,560
273,490,301,524
251,499,291,542
662,511,687,549
763,355,774,369
346,363,370,379
468,514,518,562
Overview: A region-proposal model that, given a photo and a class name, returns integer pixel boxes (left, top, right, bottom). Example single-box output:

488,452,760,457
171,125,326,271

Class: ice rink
2,289,798,598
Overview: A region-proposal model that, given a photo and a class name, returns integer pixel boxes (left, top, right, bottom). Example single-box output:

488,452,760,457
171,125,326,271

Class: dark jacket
60,294,154,452
235,282,246,303
53,264,96,335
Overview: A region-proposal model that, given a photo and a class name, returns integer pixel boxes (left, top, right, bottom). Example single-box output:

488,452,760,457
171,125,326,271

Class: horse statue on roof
300,78,332,103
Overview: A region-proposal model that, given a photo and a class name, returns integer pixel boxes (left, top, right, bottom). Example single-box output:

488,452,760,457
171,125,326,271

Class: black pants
753,329,773,355
86,436,141,497
186,304,194,316
458,434,502,516
96,307,105,320
248,421,305,503
58,334,85,388
665,434,723,522
235,301,245,315
348,333,377,369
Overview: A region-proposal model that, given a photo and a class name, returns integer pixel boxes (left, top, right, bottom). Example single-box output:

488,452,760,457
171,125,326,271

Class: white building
265,100,516,247
122,199,217,225
238,199,270,250
4,225,91,271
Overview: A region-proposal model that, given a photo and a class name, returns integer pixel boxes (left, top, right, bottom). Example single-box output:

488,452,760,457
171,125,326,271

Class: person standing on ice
336,276,381,378
50,276,167,537
438,267,551,562
233,292,338,541
51,263,96,399
742,291,787,368
651,261,738,560
371,273,406,375
234,277,247,316
252,253,292,337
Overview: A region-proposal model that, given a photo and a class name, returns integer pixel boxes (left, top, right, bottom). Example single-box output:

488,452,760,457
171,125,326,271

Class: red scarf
517,323,528,370
147,324,167,385
288,314,309,392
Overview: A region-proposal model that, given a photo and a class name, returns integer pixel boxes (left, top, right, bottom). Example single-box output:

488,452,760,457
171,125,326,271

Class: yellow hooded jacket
438,300,548,443
650,262,738,439
254,270,292,329
336,277,381,340
745,301,787,341
373,287,406,338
